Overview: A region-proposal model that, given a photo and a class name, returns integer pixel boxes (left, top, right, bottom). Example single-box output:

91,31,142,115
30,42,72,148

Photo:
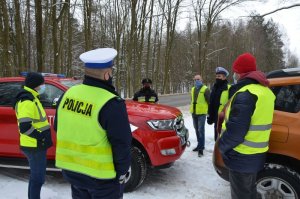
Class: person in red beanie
218,53,276,199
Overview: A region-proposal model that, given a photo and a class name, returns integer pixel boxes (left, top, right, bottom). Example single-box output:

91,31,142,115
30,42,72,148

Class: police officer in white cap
207,66,230,141
54,48,132,199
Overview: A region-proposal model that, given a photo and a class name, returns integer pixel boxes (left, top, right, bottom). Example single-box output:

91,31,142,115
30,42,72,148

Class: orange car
213,68,300,198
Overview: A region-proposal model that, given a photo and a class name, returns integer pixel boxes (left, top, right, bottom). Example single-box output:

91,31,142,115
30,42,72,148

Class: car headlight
147,119,174,130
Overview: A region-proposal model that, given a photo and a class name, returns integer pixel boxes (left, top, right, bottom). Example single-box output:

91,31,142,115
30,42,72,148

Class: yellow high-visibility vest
190,86,208,114
15,86,50,148
218,84,231,114
221,84,275,154
56,84,117,179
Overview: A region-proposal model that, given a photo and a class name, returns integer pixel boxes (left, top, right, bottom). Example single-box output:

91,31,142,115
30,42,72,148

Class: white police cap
215,66,229,77
79,48,117,69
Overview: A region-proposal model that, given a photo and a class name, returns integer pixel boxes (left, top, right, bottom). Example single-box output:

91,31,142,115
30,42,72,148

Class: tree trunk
26,0,31,71
136,0,148,89
67,0,72,76
35,0,44,72
83,0,92,51
14,0,25,73
145,0,154,78
126,0,138,97
1,0,11,76
52,0,59,73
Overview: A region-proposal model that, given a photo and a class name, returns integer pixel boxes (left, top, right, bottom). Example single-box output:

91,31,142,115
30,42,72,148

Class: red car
0,74,189,192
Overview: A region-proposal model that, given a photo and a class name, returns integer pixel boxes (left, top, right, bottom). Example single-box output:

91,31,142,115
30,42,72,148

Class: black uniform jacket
133,87,158,102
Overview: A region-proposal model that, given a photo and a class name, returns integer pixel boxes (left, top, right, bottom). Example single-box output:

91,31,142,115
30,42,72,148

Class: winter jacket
218,71,273,173
133,87,158,103
13,87,53,151
207,79,230,124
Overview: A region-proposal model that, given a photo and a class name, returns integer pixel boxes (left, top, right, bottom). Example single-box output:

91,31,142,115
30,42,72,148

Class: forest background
1,0,299,97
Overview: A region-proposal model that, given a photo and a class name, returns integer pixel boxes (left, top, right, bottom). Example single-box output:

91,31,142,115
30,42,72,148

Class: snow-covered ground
0,106,231,199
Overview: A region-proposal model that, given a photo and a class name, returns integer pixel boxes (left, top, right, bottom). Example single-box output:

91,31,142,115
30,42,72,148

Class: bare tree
14,0,25,73
260,3,300,17
35,0,44,72
145,0,154,78
200,0,251,76
83,0,92,51
160,0,183,94
25,0,32,70
1,0,11,76
51,0,69,73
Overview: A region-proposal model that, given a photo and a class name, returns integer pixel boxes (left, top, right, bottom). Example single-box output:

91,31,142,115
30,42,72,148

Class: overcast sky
225,0,300,59
178,0,300,60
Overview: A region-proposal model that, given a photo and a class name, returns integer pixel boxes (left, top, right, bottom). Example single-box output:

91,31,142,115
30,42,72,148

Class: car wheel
124,147,147,192
256,163,300,199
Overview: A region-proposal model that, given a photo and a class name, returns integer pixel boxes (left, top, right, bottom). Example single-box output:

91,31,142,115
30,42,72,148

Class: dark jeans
192,114,206,150
22,149,47,199
71,181,124,199
229,170,257,199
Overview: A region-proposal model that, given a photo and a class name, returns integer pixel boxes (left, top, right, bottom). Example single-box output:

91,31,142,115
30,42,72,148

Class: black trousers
229,170,257,199
214,122,218,141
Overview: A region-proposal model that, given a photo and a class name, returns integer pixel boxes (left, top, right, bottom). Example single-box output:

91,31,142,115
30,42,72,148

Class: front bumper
152,126,189,166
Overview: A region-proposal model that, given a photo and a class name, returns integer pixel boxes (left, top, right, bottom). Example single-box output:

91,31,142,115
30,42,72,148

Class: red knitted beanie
232,53,256,74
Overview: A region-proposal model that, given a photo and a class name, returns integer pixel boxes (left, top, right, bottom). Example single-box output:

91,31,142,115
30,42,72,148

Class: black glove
207,117,214,125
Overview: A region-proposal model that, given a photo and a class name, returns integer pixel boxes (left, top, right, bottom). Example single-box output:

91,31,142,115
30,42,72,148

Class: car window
272,85,300,113
59,80,82,88
39,84,64,108
0,82,23,106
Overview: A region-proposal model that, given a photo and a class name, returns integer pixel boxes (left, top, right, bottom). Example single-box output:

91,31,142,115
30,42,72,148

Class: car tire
124,147,147,192
257,163,300,199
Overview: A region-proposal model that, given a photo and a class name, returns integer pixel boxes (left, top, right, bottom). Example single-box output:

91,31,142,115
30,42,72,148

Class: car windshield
59,80,82,88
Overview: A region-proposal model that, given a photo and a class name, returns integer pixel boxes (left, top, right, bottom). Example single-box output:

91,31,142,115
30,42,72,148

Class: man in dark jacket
54,48,132,199
13,72,53,199
133,78,158,103
207,66,230,141
218,53,275,199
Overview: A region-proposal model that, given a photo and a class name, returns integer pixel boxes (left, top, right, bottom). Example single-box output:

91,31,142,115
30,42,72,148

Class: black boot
198,150,203,157
193,147,199,152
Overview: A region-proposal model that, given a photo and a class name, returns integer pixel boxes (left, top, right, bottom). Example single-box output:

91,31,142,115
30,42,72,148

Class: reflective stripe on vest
138,96,156,102
15,86,50,148
218,84,231,113
190,86,208,114
56,84,117,179
138,96,146,102
221,84,275,154
149,96,156,102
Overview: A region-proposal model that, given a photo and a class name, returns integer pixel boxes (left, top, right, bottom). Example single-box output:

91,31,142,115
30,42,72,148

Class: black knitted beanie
25,72,44,89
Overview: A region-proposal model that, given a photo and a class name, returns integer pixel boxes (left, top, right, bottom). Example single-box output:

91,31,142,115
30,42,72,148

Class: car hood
125,100,181,120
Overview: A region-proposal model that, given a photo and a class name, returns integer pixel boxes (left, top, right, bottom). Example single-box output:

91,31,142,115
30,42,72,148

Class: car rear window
0,82,23,106
272,85,300,113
